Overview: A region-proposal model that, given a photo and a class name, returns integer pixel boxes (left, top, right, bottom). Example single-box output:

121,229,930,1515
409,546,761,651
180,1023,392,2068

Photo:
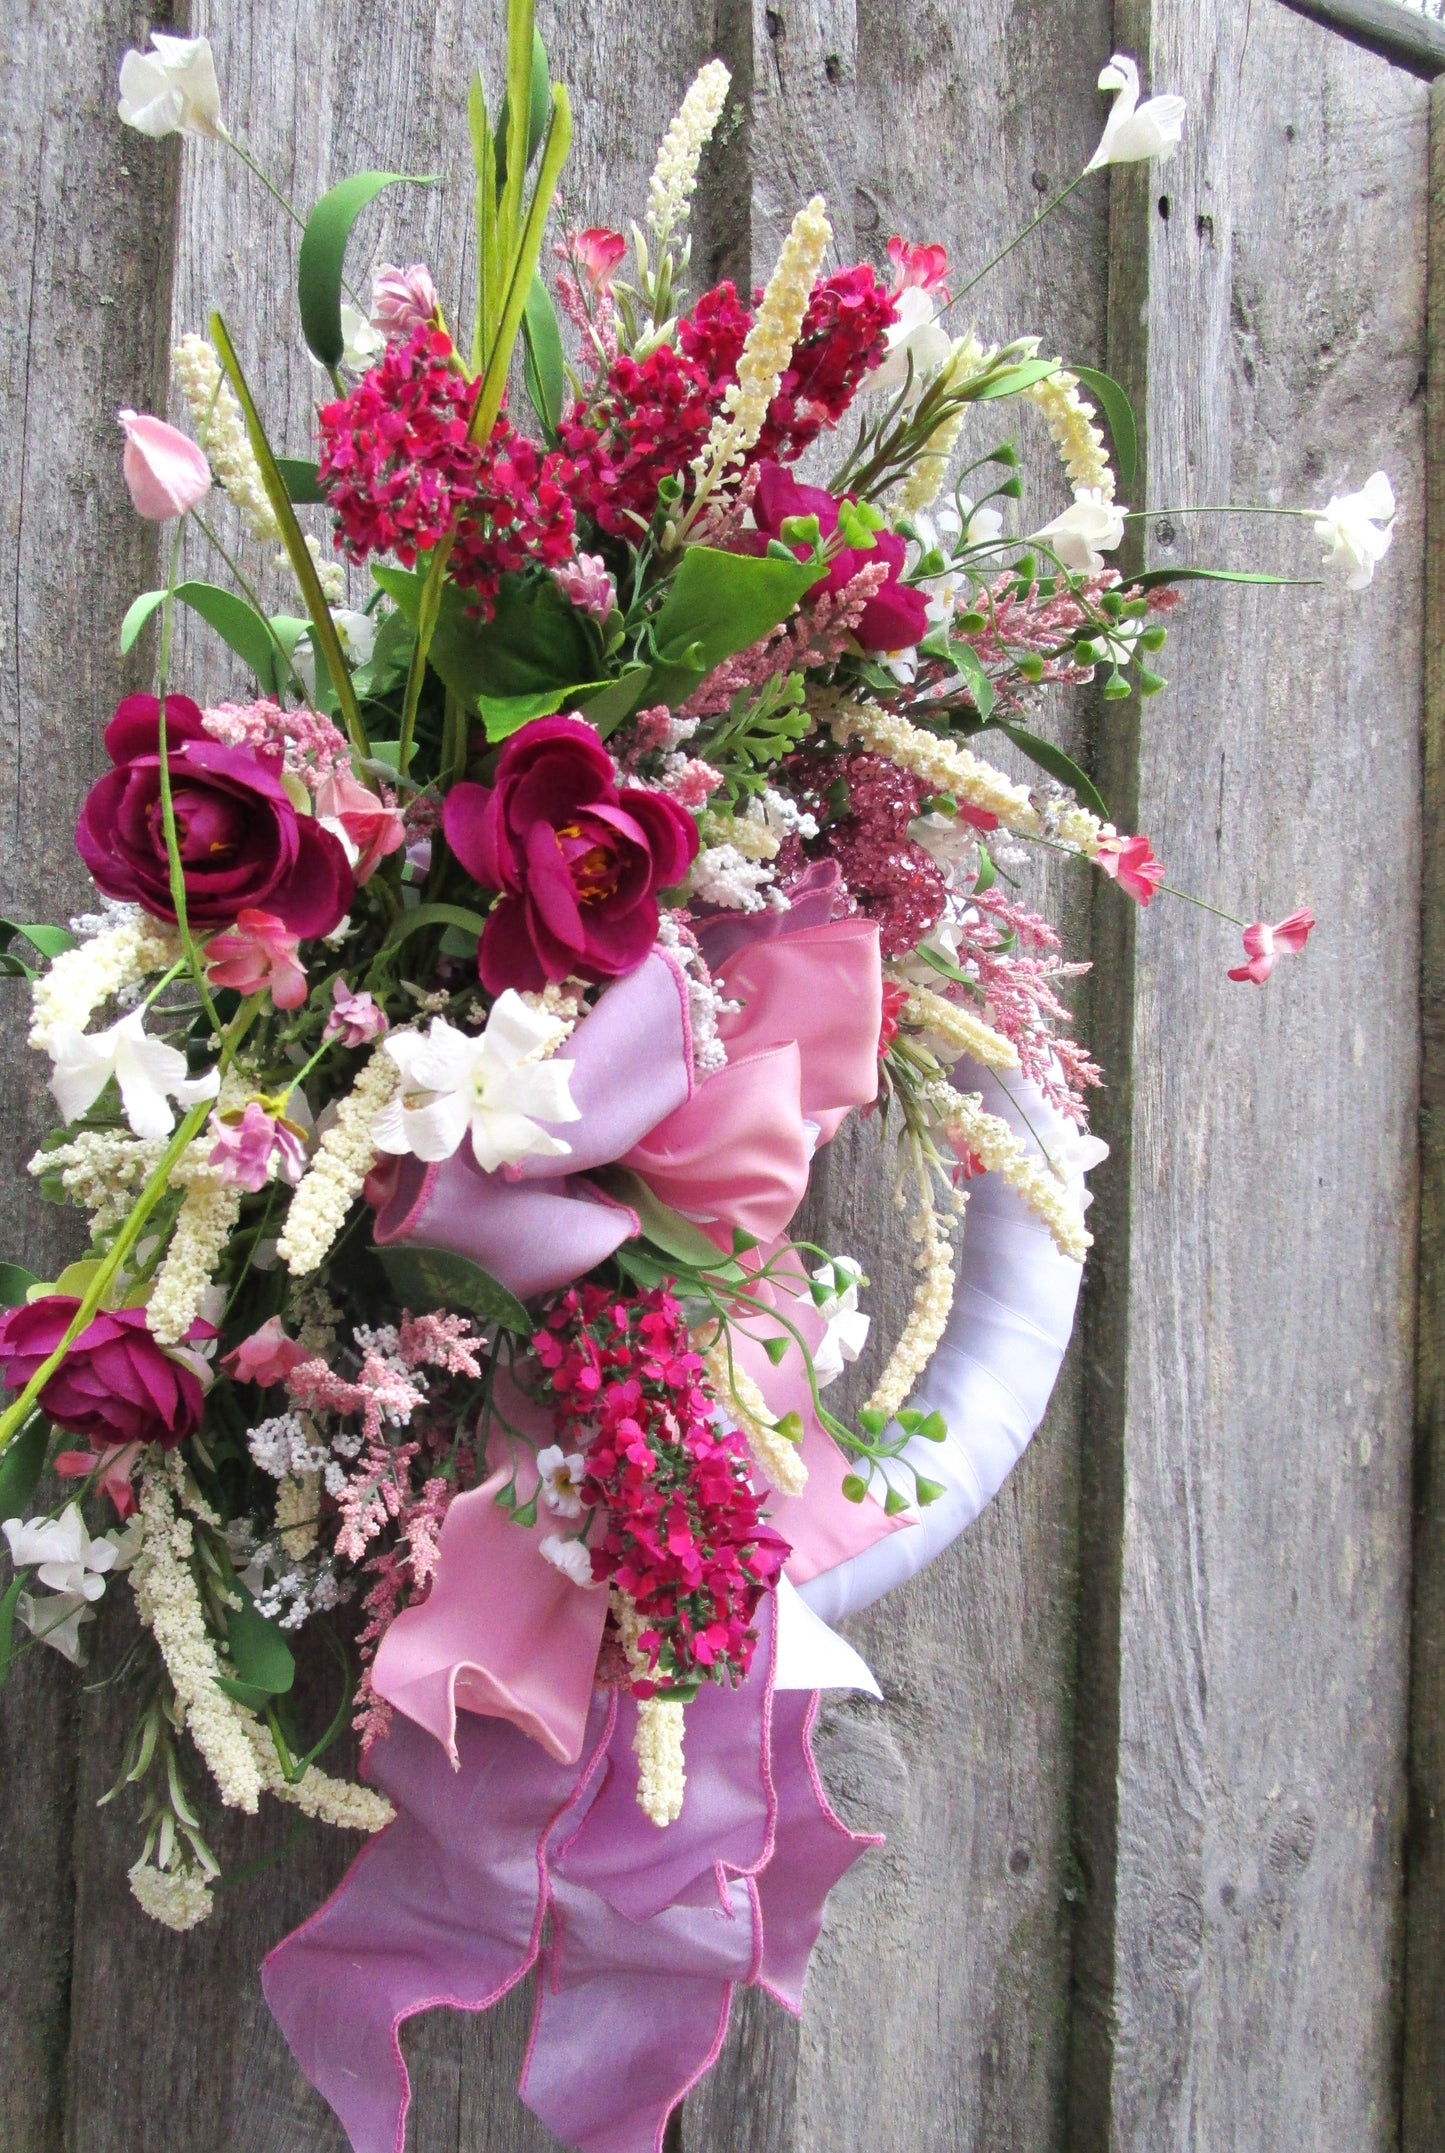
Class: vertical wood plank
1070,5,1426,2146
1403,67,1445,2153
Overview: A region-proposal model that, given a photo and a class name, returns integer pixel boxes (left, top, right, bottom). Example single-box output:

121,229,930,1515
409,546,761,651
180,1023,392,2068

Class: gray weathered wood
1071,5,1426,2147
1278,0,1445,79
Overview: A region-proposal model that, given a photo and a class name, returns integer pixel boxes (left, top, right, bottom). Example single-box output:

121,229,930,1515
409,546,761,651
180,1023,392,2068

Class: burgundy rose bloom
443,716,699,993
76,694,353,937
747,464,929,653
0,1296,206,1450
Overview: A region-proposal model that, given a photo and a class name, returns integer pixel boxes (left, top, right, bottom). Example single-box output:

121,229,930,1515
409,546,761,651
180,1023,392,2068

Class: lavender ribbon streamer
264,1599,877,2153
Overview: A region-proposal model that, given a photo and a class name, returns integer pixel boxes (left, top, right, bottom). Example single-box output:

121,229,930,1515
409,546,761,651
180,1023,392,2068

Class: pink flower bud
208,1101,307,1192
370,262,439,342
567,227,627,295
118,409,211,519
323,976,388,1048
221,1315,309,1388
886,236,951,299
205,907,309,1010
551,551,617,624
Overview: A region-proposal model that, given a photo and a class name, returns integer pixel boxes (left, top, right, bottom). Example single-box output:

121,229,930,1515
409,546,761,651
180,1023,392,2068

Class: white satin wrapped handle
798,1061,1087,1625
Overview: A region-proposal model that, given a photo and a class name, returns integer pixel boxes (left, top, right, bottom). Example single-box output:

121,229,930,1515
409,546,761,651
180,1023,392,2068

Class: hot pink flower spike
1096,833,1166,907
1228,908,1316,985
205,906,309,1009
118,408,211,519
886,235,951,298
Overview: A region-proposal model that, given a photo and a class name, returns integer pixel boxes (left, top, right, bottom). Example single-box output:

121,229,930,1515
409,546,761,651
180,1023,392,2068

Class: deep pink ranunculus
0,1296,207,1450
747,463,929,653
443,715,699,993
76,694,353,937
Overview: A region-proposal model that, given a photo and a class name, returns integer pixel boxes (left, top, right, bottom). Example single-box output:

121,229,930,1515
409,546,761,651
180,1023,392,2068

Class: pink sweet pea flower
323,976,388,1048
569,227,627,294
208,1101,307,1192
552,552,618,624
1096,833,1165,907
1228,908,1315,985
315,769,406,884
886,236,951,299
54,1440,144,1520
118,409,211,519
221,1314,310,1388
205,907,309,1010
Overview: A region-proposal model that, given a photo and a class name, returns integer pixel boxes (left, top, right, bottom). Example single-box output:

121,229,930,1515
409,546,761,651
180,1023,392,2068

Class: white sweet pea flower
294,608,376,700
118,34,226,142
810,1259,871,1387
1044,1124,1111,1212
960,497,1005,547
868,287,954,397
1085,54,1185,172
17,1592,93,1665
309,306,385,379
1313,471,1396,591
372,994,580,1169
909,812,980,873
538,1533,596,1587
47,1009,220,1139
1032,487,1127,576
4,1505,120,1600
537,1445,587,1519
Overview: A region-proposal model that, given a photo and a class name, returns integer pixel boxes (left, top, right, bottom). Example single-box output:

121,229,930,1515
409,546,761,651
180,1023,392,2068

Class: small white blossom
372,995,579,1170
118,34,226,141
687,843,779,913
537,1446,587,1519
539,1533,596,1587
1031,487,1127,576
810,1259,872,1387
47,1009,219,1140
1313,471,1396,591
1085,53,1185,172
868,286,953,398
4,1505,121,1601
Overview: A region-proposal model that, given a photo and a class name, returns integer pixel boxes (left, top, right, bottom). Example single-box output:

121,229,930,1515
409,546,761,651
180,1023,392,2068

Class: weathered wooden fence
0,1,1438,2146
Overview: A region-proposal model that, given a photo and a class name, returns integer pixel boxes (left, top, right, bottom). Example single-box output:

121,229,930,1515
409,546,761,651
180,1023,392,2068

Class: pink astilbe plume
676,562,890,721
285,1352,425,1447
955,885,1101,1124
398,1310,484,1380
201,698,351,789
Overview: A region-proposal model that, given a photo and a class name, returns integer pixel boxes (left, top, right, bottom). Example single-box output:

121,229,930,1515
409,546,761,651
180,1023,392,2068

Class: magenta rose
0,1296,207,1450
747,463,929,653
76,694,353,937
443,715,699,993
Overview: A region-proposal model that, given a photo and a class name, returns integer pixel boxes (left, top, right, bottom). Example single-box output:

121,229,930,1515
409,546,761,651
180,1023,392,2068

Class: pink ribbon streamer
264,1600,878,2153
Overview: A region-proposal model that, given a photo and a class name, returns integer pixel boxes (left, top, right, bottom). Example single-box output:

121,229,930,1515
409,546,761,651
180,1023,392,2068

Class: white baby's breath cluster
646,60,730,244
653,915,733,1077
863,1190,956,1423
703,1333,808,1498
687,843,781,913
932,1081,1091,1262
172,333,282,543
897,335,990,513
698,196,832,477
277,1048,399,1273
1026,365,1115,500
28,913,179,1054
147,1152,242,1344
900,985,1019,1073
242,1717,394,1832
132,1469,264,1814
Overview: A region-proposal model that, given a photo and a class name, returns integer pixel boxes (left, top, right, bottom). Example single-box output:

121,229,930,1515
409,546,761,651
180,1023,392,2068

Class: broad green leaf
0,1573,24,1690
973,845,997,895
648,546,824,707
600,1169,742,1280
376,1243,532,1335
0,920,78,980
992,720,1109,821
480,683,608,742
1071,365,1138,494
972,359,1063,402
0,1266,36,1310
0,1417,49,1522
495,25,551,182
122,582,283,691
614,1243,677,1291
275,455,326,505
1133,566,1305,592
949,642,996,722
222,1588,295,1698
298,173,432,367
432,576,598,705
521,272,566,436
577,668,652,739
380,902,490,957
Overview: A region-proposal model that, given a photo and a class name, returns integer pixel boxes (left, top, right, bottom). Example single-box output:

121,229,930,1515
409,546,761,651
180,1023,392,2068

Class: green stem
155,525,225,1037
945,172,1089,311
0,1099,214,1457
190,511,312,704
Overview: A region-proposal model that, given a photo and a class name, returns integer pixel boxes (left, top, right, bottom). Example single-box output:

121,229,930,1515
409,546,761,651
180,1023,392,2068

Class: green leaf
494,26,551,184
298,172,432,367
275,456,326,505
600,1168,739,1278
1071,365,1138,494
991,721,1109,821
0,920,78,980
648,547,824,707
223,1588,296,1697
972,359,1064,401
480,683,610,742
376,1243,533,1335
949,642,996,722
613,1243,676,1291
1132,566,1306,592
122,582,285,692
0,1266,36,1311
521,272,566,436
0,1417,49,1522
0,1573,25,1690
383,572,597,708
577,668,653,739
379,902,490,957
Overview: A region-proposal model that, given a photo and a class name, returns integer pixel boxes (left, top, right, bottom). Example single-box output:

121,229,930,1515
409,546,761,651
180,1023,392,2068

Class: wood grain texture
1072,6,1426,2147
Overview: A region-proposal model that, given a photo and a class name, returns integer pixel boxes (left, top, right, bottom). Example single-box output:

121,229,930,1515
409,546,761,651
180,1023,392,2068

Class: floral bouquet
0,11,1392,2150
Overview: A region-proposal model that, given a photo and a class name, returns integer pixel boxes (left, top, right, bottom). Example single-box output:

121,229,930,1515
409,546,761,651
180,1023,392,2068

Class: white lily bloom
372,994,580,1169
538,1533,596,1587
47,1009,220,1139
1313,471,1396,591
1032,487,1127,575
1085,54,1185,172
537,1445,587,1519
4,1505,120,1601
868,288,954,397
810,1259,871,1388
118,33,226,141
